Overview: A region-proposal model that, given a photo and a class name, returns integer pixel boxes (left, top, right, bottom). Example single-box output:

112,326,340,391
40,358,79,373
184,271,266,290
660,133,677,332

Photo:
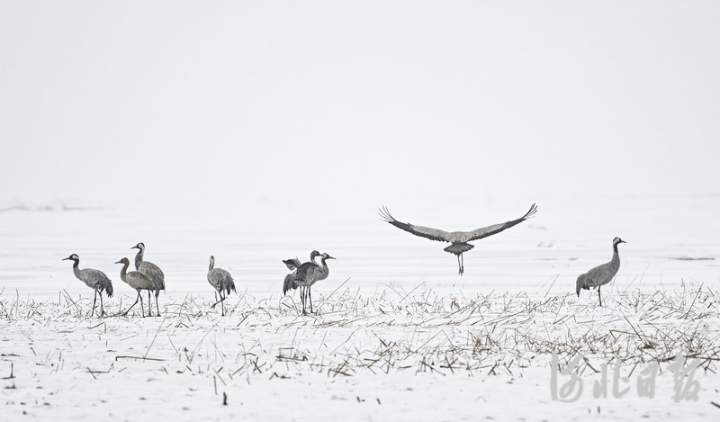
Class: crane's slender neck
134,249,144,270
611,243,621,265
72,259,81,278
119,261,129,281
320,257,330,275
209,259,214,271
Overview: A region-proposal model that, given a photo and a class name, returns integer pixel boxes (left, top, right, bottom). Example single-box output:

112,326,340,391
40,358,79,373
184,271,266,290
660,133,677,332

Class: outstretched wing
464,203,538,242
378,206,452,243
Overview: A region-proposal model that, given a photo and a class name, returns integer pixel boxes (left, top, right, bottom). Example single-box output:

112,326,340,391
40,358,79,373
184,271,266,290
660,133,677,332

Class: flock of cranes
62,203,627,318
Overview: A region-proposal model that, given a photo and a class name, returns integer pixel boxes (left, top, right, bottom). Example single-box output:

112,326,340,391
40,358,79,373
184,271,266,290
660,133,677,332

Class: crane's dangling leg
123,291,141,316
155,290,161,317
457,255,462,275
597,286,603,307
460,254,465,276
91,290,98,317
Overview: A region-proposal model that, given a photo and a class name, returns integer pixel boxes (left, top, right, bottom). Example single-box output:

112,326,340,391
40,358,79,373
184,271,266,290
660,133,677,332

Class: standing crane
289,252,335,315
282,250,319,304
115,257,156,317
379,203,538,275
131,242,164,316
207,255,236,316
62,254,113,317
576,237,627,306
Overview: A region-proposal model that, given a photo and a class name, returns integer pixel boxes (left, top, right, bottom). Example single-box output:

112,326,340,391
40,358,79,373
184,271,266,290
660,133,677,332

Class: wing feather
139,261,165,290
283,258,302,270
378,206,452,243
464,203,538,242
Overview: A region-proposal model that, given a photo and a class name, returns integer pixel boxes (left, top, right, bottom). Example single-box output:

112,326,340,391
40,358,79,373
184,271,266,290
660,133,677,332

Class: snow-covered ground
1,195,719,420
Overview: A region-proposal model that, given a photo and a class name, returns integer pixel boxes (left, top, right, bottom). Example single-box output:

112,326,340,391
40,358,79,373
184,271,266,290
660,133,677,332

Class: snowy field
1,196,720,421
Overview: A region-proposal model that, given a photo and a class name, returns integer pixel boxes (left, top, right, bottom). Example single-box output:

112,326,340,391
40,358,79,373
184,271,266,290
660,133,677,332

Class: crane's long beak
61,257,71,261
114,259,123,264
621,240,628,244
130,246,139,250
327,255,336,260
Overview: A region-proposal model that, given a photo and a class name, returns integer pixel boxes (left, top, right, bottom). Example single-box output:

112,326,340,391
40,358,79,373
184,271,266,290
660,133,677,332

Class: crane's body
116,257,155,317
132,242,164,316
576,237,627,306
62,254,113,317
379,203,538,275
207,255,236,316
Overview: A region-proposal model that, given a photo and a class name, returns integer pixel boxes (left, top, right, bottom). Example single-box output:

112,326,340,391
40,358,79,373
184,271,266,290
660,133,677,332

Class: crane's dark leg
300,286,305,315
123,290,141,316
99,289,105,317
308,285,313,314
146,290,153,317
155,290,161,317
460,254,465,276
598,287,603,307
301,286,307,315
91,290,98,317
139,292,146,318
220,290,225,316
297,286,302,314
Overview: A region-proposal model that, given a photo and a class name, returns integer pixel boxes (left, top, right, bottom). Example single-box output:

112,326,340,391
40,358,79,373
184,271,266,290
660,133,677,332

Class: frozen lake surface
1,195,717,299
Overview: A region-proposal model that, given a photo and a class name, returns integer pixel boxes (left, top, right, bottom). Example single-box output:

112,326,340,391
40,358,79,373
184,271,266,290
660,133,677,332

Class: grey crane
131,242,164,317
289,252,335,315
62,254,113,317
115,257,156,318
379,203,538,275
576,236,627,306
282,250,320,301
207,255,237,316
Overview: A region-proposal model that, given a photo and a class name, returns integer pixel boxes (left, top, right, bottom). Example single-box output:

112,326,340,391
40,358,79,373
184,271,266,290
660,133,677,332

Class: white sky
1,1,718,217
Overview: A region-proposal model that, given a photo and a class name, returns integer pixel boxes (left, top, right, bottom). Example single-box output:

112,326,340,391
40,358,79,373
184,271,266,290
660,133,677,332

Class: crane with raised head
207,255,236,316
131,242,164,316
62,254,113,317
576,237,627,306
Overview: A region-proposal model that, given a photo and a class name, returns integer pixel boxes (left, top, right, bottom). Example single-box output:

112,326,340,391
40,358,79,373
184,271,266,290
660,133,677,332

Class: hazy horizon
2,1,719,217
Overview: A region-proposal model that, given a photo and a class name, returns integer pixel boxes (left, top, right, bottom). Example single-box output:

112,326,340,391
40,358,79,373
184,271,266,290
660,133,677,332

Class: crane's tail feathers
226,282,236,295
576,274,586,296
105,282,114,298
522,203,539,220
378,206,397,223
